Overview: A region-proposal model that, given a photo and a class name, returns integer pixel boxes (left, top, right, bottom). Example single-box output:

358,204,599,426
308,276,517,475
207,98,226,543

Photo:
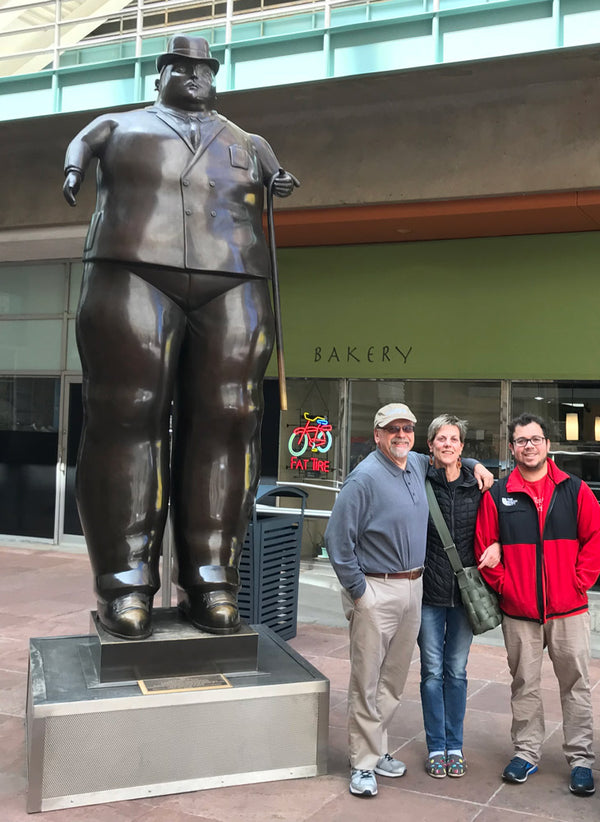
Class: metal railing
0,0,500,77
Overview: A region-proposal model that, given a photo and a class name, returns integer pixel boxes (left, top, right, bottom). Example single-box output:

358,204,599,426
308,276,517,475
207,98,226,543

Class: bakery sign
313,344,413,364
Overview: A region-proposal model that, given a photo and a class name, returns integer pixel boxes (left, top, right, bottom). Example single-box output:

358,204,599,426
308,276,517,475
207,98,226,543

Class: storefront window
0,376,60,539
0,263,65,315
278,379,343,489
279,378,502,560
277,379,342,559
512,381,600,591
349,380,502,473
0,319,63,370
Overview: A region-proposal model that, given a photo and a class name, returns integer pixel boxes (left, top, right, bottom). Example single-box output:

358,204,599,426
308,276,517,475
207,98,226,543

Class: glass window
0,377,59,432
512,381,600,493
0,263,65,315
0,376,59,539
0,319,63,370
278,379,342,490
63,382,83,537
349,380,502,473
512,380,600,590
283,378,501,561
278,379,342,561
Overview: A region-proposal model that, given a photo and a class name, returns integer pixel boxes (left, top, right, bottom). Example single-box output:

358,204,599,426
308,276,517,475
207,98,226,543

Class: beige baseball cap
374,403,417,428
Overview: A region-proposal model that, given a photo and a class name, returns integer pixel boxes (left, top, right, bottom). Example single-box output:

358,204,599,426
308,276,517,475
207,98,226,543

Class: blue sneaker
349,768,377,796
569,766,595,796
502,756,538,783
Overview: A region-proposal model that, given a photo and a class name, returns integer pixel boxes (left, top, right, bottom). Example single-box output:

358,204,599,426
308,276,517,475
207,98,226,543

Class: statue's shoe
180,590,241,635
97,592,152,640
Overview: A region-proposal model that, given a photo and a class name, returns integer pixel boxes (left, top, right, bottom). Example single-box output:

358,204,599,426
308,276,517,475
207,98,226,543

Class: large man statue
63,35,295,640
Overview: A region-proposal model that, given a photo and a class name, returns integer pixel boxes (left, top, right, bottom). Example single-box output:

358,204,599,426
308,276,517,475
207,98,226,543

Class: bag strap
425,479,465,576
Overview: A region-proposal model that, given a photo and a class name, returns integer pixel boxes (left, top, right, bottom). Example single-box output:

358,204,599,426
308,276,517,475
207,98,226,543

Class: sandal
425,754,447,778
446,754,466,777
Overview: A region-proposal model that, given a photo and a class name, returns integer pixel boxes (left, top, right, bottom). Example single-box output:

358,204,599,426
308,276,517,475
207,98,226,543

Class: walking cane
267,168,299,412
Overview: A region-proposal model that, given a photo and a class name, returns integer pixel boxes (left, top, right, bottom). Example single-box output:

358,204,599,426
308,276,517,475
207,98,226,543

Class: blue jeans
418,604,473,753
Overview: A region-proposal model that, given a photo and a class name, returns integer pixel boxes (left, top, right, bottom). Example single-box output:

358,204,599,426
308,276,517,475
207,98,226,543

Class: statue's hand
63,170,82,207
272,170,297,198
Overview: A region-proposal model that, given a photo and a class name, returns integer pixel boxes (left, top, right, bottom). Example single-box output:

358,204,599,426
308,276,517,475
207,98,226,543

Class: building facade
0,3,600,574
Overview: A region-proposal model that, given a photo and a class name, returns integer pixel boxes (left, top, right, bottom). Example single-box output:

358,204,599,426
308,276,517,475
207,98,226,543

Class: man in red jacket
475,413,600,797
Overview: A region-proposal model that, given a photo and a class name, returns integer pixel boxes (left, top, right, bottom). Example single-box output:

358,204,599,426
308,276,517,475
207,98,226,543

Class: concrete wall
2,44,600,236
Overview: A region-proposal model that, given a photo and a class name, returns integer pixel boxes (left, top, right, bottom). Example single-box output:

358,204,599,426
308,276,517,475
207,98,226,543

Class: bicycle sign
288,412,333,457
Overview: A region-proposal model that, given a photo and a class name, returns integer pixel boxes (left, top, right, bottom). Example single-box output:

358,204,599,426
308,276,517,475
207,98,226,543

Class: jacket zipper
535,487,557,623
449,481,457,608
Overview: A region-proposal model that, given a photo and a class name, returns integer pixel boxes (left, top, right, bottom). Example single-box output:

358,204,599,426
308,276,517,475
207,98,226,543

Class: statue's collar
151,104,216,122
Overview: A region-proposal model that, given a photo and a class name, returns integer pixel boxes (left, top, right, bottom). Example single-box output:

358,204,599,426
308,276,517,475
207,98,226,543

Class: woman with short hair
418,414,499,778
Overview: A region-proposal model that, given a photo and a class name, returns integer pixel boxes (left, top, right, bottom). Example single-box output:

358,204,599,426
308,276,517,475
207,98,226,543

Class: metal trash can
239,484,308,640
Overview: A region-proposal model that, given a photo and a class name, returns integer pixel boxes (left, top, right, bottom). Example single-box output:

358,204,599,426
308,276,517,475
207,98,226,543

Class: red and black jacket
474,460,600,622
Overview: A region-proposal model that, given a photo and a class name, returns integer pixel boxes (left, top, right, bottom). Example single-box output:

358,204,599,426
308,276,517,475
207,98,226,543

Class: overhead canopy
0,0,132,77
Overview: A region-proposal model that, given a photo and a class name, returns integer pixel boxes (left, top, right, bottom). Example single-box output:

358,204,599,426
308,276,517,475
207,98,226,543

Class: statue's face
158,60,216,111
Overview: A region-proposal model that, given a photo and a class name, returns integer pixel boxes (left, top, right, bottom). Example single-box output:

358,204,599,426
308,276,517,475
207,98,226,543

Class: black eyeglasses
512,436,546,447
380,424,415,434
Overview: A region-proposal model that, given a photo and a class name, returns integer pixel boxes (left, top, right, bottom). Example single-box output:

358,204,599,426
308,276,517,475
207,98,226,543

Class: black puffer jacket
422,464,481,608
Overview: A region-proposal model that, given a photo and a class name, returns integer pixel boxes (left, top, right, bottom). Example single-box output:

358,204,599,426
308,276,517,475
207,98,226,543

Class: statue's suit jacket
64,105,282,277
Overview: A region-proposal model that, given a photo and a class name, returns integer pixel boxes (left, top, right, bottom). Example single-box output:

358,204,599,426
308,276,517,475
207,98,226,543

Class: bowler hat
157,35,220,74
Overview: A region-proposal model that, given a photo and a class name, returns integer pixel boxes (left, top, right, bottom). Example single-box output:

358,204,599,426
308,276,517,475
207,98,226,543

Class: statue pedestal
89,607,259,682
26,619,329,813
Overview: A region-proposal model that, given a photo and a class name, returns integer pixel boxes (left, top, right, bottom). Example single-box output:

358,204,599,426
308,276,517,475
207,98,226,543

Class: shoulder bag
425,480,502,635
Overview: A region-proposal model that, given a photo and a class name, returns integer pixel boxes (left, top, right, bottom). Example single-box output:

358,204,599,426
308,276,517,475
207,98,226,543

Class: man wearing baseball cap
325,402,493,797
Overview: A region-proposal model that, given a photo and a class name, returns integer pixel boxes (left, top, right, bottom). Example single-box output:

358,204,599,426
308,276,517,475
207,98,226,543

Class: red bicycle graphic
288,412,333,457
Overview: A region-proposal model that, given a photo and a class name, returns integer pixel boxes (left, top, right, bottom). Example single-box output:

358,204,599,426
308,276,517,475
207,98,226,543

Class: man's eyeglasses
512,436,546,447
379,424,415,434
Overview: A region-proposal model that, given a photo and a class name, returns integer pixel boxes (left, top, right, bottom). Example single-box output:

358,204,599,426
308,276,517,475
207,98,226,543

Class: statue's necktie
188,116,200,150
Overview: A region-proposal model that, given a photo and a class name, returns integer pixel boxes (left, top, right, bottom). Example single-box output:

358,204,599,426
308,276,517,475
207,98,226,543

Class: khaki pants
502,612,594,768
342,575,422,769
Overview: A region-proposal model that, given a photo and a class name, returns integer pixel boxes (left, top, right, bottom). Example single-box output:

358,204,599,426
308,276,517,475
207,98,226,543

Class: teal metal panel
438,0,550,15
442,4,556,62
231,21,264,42
60,67,136,114
330,6,370,26
563,0,600,47
233,37,324,89
333,20,434,76
231,15,325,41
1,78,53,119
369,0,429,20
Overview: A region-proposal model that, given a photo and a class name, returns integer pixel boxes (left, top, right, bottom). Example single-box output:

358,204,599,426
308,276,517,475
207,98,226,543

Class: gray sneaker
374,753,407,777
349,768,378,796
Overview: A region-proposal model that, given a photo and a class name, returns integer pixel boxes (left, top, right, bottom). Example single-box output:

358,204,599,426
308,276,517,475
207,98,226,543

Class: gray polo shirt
325,448,479,600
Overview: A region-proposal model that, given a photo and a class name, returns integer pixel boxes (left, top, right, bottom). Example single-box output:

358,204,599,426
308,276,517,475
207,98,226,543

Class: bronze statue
63,35,295,640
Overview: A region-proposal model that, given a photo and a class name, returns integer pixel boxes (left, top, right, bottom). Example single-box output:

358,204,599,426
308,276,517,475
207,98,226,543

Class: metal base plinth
89,607,259,682
26,625,329,813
